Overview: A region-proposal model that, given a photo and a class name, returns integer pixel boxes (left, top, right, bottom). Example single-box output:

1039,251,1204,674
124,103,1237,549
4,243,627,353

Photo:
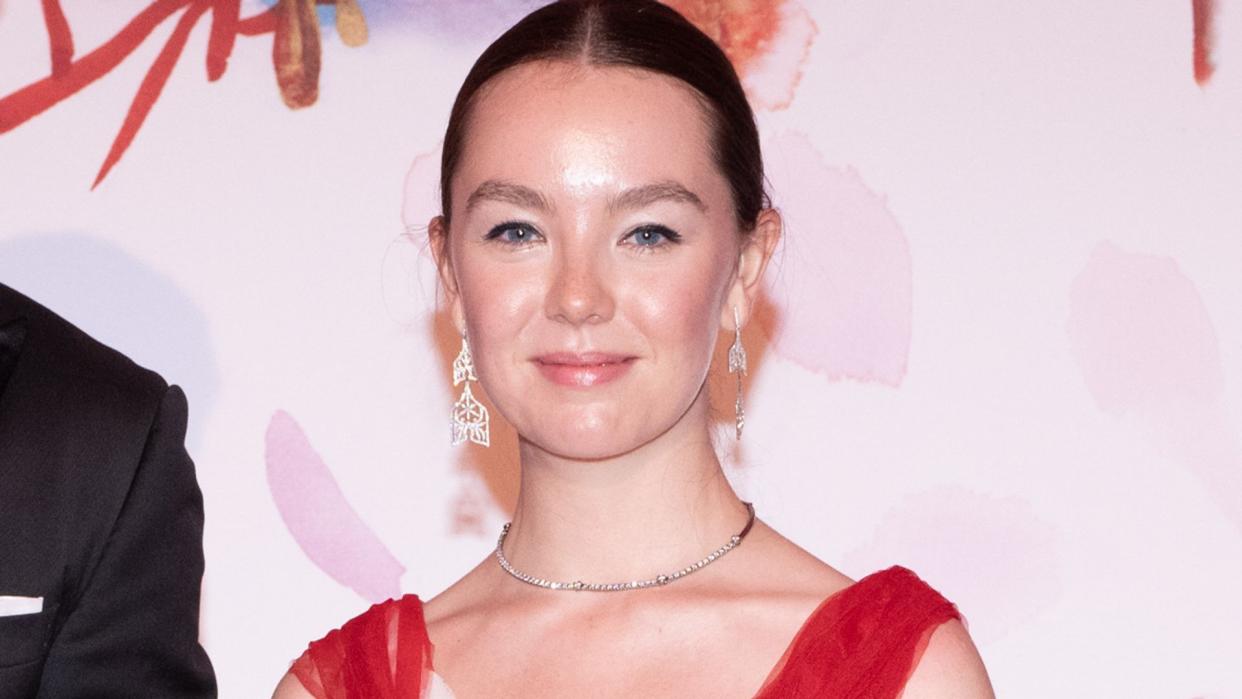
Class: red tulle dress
290,565,961,698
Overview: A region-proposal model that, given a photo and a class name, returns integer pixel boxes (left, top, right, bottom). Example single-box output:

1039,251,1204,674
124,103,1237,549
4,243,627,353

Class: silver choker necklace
494,502,756,591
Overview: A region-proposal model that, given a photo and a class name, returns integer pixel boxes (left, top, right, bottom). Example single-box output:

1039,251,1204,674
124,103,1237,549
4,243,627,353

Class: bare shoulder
422,556,495,627
741,519,855,595
898,619,994,698
272,670,314,699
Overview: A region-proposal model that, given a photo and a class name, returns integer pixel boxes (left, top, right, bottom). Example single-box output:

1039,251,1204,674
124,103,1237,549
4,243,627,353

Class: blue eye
485,222,541,245
627,225,681,248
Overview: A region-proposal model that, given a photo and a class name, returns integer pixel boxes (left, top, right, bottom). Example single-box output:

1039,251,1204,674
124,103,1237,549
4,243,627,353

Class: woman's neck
501,405,749,586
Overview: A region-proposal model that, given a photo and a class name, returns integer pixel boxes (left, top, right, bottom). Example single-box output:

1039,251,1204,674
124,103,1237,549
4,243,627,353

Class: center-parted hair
439,0,768,232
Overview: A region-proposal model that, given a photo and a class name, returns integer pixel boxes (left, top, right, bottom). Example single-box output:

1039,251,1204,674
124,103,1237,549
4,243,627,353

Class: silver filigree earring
451,333,490,447
727,305,748,440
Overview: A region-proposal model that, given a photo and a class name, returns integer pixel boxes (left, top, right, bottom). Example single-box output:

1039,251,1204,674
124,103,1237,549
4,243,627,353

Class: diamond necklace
494,502,756,591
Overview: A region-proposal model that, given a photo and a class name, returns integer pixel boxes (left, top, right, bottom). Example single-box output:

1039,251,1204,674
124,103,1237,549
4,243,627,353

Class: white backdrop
2,1,1240,696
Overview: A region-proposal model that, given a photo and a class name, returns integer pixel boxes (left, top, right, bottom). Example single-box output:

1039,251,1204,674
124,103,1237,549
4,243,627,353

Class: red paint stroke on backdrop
39,0,74,77
1192,0,1216,85
97,2,210,189
0,0,365,188
266,410,406,603
206,0,239,81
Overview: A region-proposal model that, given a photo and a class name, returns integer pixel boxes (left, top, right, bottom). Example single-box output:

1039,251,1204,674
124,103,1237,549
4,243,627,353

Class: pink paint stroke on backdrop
265,410,405,602
760,130,912,386
841,486,1061,644
1068,241,1242,532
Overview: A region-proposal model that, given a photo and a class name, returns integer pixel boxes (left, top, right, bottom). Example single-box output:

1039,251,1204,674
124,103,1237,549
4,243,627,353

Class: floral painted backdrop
2,1,1240,695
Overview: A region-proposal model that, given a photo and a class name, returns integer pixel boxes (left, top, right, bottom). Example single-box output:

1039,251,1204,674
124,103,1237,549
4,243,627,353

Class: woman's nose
544,253,615,326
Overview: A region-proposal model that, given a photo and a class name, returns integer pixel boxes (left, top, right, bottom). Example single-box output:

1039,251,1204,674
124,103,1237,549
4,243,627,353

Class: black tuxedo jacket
0,284,216,697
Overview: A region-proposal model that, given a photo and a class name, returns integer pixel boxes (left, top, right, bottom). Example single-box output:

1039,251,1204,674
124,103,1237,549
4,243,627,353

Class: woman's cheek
457,271,523,391
633,273,716,371
461,253,535,323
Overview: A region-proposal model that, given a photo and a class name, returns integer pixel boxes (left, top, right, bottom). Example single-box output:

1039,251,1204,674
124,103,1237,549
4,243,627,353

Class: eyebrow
465,180,554,213
609,180,707,214
464,179,708,216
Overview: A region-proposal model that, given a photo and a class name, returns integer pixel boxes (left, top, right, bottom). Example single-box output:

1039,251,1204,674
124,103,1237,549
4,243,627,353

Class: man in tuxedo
0,283,216,697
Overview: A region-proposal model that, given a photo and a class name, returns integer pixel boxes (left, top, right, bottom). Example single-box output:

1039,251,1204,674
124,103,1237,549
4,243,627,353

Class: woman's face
434,61,776,461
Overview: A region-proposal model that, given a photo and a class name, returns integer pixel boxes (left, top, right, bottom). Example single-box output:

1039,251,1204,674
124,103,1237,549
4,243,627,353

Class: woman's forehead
454,61,722,203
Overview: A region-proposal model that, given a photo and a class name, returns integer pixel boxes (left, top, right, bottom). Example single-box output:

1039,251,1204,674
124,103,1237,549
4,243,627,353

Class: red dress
291,565,961,698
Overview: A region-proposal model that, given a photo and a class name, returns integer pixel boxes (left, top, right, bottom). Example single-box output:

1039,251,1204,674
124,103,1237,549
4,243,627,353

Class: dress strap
291,595,432,698
754,566,961,698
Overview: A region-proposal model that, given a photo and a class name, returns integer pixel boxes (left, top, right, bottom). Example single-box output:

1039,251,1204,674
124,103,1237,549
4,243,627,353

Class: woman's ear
428,215,467,334
722,208,782,329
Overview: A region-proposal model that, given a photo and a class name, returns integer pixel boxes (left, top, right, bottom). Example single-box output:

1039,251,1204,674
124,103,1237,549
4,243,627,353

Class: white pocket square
0,595,44,617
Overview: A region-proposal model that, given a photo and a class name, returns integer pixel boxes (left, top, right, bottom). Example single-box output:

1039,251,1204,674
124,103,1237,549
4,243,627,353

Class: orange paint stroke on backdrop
664,0,817,111
0,0,367,188
1192,0,1216,85
274,0,323,109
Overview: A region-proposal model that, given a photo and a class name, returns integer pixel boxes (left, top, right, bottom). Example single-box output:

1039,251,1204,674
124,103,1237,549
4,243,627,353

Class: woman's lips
533,353,636,387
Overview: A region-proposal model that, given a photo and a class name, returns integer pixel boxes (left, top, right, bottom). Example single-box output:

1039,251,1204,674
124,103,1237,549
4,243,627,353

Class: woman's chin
530,436,636,462
520,421,660,463
504,387,703,462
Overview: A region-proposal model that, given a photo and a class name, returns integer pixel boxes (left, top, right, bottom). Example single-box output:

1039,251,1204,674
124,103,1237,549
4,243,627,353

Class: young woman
275,1,993,696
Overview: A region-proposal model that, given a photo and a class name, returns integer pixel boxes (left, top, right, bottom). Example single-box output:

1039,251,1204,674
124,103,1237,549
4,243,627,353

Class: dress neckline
415,565,910,698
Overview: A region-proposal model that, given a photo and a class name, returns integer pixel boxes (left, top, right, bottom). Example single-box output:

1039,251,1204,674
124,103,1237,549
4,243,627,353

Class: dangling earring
727,305,748,440
451,333,490,447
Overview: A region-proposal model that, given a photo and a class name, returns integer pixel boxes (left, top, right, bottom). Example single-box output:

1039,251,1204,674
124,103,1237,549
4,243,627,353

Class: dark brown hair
439,0,768,231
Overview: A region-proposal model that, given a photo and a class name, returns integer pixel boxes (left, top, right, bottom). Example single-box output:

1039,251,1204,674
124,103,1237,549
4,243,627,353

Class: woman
275,1,993,696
